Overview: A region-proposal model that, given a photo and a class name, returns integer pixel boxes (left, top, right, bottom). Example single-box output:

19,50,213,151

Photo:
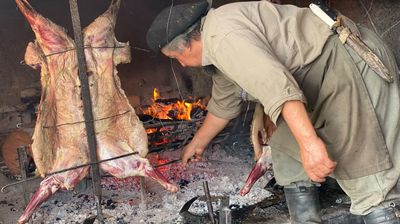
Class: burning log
15,0,177,223
143,88,206,121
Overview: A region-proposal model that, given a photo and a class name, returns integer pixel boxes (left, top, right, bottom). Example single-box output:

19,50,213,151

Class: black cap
146,1,209,53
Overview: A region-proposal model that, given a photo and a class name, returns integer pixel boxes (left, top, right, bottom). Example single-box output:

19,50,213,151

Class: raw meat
240,103,273,196
240,145,273,196
16,0,178,223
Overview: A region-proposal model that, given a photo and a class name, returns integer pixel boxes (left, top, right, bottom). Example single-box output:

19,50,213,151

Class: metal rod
0,154,179,193
68,0,103,222
202,181,215,224
218,196,231,224
219,207,232,224
139,177,147,209
17,146,30,207
1,151,139,193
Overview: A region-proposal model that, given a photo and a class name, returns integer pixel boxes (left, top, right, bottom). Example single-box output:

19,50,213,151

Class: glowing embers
143,119,203,152
143,88,206,120
140,88,207,151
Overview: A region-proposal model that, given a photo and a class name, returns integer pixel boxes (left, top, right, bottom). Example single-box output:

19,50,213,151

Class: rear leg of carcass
240,146,273,196
18,166,89,224
97,136,178,192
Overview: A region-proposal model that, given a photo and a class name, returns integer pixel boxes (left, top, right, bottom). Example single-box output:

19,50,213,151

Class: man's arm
281,100,337,182
181,112,230,166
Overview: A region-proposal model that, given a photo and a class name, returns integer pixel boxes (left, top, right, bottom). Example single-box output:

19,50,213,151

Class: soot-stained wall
1,0,399,107
0,0,215,141
1,0,212,106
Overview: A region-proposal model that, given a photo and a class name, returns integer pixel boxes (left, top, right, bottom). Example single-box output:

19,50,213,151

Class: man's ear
176,44,190,55
24,42,44,69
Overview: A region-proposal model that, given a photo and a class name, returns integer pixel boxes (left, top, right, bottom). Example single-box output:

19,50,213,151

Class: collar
201,9,213,66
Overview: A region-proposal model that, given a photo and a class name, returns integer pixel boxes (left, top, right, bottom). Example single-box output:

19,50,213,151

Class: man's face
161,40,202,67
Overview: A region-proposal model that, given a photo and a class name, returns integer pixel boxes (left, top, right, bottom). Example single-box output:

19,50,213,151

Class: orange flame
144,88,205,120
153,88,160,102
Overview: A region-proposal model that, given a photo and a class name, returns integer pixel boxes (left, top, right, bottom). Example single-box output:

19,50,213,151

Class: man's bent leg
284,183,321,224
284,183,322,224
271,138,322,224
363,206,399,224
270,120,309,186
336,26,400,223
336,167,400,217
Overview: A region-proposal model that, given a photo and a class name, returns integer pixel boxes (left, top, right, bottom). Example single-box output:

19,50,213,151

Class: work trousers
269,27,400,215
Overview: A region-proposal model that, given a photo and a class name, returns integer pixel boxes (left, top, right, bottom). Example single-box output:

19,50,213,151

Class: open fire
140,88,208,151
143,88,206,121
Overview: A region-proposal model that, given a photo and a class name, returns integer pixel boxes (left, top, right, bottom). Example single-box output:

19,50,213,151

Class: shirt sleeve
207,72,243,120
209,29,307,124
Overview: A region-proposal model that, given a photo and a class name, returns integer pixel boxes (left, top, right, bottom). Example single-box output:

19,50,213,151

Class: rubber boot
284,185,322,224
363,206,400,224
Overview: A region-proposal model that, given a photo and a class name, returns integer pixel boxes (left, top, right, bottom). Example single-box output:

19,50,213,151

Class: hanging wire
131,46,151,53
19,45,150,65
120,0,152,53
121,0,192,146
162,0,189,142
165,0,174,48
170,59,184,101
166,0,184,102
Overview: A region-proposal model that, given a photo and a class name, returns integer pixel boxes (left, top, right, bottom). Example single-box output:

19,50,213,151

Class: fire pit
138,88,252,154
0,86,267,223
137,88,208,153
19,144,276,224
0,88,364,224
143,117,204,153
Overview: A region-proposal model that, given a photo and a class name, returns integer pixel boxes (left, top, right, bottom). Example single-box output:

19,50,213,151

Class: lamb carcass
240,103,274,196
16,0,178,223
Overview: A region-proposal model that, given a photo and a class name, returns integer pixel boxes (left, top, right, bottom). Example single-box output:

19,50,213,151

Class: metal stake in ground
68,0,104,222
17,146,30,207
140,177,147,209
203,181,216,224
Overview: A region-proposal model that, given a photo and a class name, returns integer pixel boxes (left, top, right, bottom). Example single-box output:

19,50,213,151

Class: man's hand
181,141,206,166
281,100,337,182
180,112,230,167
300,136,337,182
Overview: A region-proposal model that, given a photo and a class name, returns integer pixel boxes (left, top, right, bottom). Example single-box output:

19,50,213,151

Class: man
146,1,400,223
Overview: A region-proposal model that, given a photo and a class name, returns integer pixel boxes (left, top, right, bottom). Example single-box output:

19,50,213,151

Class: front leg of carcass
18,166,89,224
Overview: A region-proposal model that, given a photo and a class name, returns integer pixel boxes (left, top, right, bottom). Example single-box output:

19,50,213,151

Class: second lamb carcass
16,0,178,223
240,103,274,196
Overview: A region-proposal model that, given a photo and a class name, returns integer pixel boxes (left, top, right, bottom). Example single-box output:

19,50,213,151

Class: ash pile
1,110,363,223
6,144,276,224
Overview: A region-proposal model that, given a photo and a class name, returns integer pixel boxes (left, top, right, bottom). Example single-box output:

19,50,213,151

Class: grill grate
142,116,205,153
141,102,255,154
